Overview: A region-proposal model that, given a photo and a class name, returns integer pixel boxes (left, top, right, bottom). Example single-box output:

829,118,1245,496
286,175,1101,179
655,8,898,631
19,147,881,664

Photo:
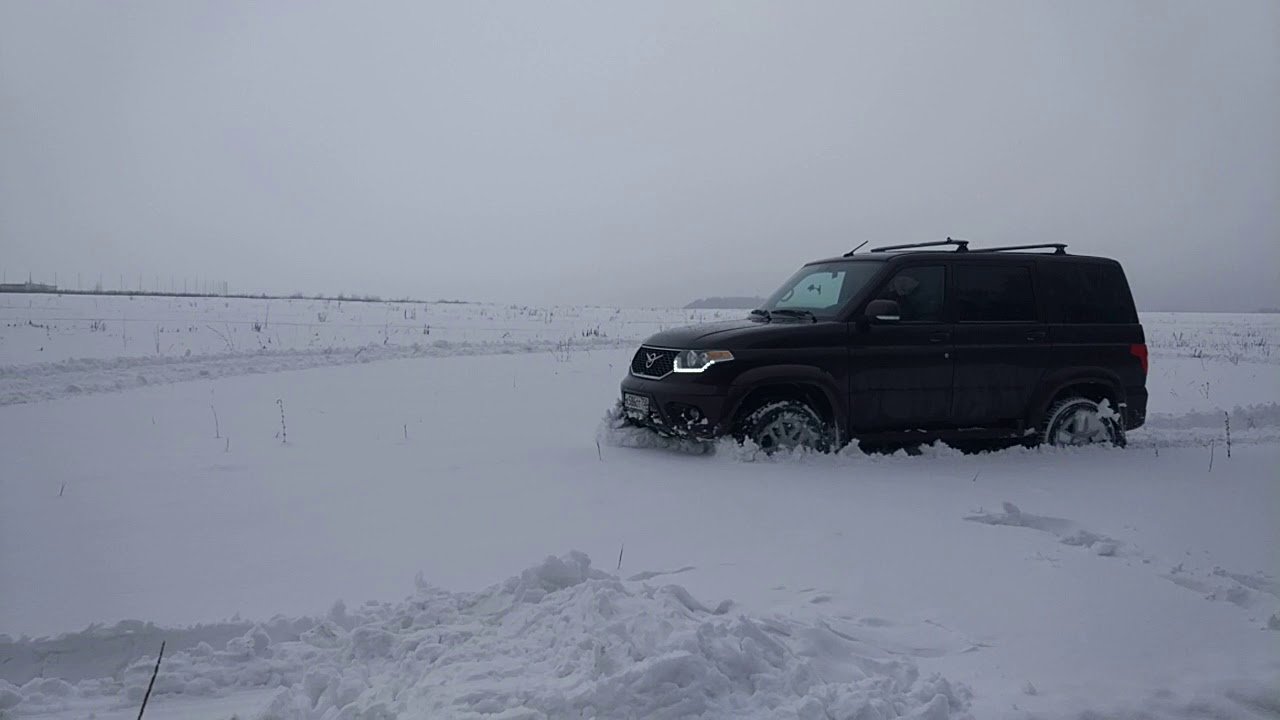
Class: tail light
1129,343,1148,375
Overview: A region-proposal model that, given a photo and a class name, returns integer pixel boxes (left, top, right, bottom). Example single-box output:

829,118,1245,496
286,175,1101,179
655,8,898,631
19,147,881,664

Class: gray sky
2,1,1277,310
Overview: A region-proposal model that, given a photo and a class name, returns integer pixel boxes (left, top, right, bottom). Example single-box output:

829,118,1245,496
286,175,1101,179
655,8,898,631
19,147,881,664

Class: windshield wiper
750,308,771,321
770,309,817,322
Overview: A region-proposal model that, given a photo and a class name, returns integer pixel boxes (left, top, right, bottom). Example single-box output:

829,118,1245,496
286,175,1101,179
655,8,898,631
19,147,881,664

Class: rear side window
953,265,1037,322
1040,262,1138,324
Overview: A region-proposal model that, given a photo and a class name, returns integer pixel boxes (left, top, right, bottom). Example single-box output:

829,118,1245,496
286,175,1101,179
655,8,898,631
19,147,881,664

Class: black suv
619,239,1147,453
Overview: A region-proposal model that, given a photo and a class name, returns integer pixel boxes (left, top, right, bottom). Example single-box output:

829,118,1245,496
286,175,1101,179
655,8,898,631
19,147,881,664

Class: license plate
623,393,650,416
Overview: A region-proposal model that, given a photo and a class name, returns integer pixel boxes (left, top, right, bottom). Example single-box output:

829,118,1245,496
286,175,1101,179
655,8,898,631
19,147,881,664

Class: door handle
928,332,950,343
1025,330,1047,342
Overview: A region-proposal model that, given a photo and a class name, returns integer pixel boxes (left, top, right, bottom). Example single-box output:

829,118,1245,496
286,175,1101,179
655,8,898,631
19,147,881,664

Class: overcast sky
1,1,1277,310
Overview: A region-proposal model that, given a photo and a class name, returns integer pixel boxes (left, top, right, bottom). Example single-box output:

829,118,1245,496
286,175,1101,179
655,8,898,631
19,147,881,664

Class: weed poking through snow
135,641,165,720
276,399,288,444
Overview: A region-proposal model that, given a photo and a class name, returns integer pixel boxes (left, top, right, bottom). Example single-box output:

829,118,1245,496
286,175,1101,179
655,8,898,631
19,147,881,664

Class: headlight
673,349,734,373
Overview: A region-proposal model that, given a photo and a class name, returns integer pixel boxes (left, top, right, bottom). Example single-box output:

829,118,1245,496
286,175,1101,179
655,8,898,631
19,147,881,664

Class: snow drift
3,552,970,719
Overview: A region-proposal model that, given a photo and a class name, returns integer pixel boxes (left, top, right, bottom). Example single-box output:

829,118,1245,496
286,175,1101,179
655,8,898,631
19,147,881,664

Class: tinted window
953,265,1037,322
876,266,945,322
1041,262,1137,324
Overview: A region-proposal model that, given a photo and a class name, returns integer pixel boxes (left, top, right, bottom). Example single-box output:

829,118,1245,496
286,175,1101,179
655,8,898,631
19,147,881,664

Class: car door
848,264,954,432
949,261,1049,427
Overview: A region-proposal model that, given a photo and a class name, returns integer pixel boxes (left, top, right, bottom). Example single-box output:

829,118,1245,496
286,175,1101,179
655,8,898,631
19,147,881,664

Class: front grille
630,347,678,378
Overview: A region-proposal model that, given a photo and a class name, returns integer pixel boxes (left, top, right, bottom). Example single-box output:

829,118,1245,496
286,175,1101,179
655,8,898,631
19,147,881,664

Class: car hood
642,317,828,350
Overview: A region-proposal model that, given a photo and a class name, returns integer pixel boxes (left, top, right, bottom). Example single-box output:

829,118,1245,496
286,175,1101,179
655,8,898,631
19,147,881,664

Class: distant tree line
684,296,766,310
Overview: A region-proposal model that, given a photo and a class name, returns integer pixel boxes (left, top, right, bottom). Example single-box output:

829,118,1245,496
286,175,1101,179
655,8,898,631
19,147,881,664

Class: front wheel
1039,397,1126,448
741,400,833,454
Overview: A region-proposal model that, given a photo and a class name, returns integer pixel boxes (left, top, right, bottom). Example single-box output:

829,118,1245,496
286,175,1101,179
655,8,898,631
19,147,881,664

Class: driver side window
876,266,945,322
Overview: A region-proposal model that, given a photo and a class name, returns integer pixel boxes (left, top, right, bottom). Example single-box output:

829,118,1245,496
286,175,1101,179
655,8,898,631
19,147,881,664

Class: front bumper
619,373,732,439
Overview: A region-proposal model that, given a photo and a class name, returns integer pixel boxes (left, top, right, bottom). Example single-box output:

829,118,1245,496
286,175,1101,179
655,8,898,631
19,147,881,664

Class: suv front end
619,345,738,439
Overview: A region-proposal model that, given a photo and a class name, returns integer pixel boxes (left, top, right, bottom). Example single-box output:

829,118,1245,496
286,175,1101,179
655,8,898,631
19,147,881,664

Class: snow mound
5,552,972,719
595,403,966,463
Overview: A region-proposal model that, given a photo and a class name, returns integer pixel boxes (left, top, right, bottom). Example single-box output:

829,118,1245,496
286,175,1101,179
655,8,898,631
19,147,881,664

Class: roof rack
869,237,969,253
981,243,1068,255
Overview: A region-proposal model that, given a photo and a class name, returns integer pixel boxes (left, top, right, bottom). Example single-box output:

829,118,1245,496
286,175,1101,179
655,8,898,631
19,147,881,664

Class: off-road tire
1039,396,1126,448
741,400,833,454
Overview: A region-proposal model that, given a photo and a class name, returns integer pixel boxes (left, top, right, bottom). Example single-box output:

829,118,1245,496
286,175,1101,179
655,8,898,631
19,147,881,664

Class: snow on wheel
1040,396,1126,447
742,399,832,454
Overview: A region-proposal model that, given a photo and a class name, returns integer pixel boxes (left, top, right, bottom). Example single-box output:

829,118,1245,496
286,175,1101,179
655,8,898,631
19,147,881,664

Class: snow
1,296,1279,719
0,295,725,406
0,294,723,366
6,552,972,719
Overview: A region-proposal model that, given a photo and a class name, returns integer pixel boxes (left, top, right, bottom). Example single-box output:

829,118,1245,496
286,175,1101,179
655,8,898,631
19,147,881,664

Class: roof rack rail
981,243,1068,255
869,237,968,253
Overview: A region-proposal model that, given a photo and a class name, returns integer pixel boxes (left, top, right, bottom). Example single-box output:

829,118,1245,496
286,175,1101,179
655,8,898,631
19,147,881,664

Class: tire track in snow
1129,403,1280,449
1143,402,1280,431
0,337,634,406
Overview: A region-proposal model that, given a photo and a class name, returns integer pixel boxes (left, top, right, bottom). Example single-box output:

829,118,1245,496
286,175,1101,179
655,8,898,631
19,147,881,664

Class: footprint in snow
966,501,1280,627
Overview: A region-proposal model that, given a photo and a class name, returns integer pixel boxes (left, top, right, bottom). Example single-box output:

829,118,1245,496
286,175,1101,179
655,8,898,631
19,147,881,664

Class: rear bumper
619,374,732,439
1122,386,1147,430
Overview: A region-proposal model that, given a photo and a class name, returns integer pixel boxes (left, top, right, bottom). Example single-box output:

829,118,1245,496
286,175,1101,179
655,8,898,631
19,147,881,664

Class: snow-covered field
1,294,1277,719
0,293,729,366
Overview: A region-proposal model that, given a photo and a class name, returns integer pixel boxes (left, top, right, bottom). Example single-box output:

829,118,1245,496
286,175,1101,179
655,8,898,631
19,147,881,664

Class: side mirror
864,299,901,323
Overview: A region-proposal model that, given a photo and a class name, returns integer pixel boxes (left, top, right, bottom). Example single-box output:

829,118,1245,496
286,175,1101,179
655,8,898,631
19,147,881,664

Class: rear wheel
741,400,833,454
1040,396,1125,447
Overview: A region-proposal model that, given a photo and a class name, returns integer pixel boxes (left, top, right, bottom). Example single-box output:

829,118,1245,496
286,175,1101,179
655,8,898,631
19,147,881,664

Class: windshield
759,260,884,319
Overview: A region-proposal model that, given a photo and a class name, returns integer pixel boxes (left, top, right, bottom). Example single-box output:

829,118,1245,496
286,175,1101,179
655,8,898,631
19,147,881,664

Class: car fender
1026,368,1126,426
723,364,845,432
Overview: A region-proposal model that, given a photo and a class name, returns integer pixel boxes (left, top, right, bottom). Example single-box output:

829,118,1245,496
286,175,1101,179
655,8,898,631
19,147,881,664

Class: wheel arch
724,365,845,438
1027,369,1126,428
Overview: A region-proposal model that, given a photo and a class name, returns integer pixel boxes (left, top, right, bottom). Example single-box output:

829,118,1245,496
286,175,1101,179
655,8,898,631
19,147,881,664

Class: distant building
0,281,57,293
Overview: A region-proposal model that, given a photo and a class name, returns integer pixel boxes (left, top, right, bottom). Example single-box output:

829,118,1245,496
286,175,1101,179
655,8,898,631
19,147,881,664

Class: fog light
666,403,703,425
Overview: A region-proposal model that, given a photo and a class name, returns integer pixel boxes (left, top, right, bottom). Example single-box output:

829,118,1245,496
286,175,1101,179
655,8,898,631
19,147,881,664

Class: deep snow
1,296,1278,719
4,552,974,719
